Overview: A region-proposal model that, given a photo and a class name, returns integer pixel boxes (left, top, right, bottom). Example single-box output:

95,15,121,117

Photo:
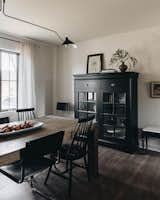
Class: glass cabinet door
78,91,96,119
101,92,127,140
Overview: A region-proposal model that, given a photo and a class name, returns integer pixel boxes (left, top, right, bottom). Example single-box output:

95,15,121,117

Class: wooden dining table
0,115,98,179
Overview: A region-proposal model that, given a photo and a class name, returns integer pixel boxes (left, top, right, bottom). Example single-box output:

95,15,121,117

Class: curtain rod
0,33,57,47
0,36,20,43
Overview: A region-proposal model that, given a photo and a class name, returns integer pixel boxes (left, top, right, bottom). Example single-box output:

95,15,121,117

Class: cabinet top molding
74,72,139,80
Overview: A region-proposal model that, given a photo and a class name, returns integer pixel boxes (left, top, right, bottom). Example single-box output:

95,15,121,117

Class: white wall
34,43,56,117
56,26,160,128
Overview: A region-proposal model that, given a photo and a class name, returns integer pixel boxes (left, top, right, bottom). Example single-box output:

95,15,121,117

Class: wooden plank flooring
0,146,160,200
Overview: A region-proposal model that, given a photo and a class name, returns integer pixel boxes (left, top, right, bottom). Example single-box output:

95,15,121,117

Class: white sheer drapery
18,41,36,109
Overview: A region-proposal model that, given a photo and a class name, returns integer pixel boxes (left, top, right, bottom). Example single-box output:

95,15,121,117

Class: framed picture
150,82,160,97
87,54,103,73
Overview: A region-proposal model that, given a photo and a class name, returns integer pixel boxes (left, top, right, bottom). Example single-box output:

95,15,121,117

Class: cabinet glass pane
101,115,126,140
115,105,126,115
88,103,96,112
116,117,126,128
115,93,126,104
79,102,87,111
78,112,88,119
101,91,127,140
78,91,96,118
114,93,126,115
103,93,113,103
103,126,126,140
79,92,87,102
88,92,96,101
103,104,113,114
102,115,116,126
103,93,114,114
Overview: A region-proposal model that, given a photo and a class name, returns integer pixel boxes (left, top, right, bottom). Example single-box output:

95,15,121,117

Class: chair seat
60,144,86,160
0,157,52,183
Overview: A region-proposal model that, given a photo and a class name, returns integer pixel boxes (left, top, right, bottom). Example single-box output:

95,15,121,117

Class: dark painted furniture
0,131,64,200
74,72,139,152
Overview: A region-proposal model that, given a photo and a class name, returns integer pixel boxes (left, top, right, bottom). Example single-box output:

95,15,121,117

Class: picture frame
150,82,160,98
87,54,103,73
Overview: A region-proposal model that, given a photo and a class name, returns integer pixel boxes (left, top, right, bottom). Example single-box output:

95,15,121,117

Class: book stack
101,68,117,73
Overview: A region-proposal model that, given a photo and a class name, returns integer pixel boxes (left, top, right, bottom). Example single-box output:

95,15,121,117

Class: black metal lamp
62,37,77,48
1,0,77,48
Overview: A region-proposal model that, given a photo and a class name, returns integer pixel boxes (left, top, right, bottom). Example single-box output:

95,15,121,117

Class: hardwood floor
0,146,160,200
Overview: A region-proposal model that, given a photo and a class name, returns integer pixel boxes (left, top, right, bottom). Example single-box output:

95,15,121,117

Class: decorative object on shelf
150,82,160,98
109,49,137,72
101,69,117,73
0,0,77,48
119,61,128,73
87,54,103,73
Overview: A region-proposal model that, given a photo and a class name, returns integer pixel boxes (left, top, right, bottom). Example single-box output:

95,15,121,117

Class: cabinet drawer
75,80,97,91
100,79,129,91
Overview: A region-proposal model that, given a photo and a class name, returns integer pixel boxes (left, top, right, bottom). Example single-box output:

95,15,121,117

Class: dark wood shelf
80,101,96,103
103,102,126,105
102,124,126,129
100,113,126,118
78,110,96,114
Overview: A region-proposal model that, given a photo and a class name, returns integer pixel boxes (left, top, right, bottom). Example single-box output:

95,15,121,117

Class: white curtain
18,40,36,109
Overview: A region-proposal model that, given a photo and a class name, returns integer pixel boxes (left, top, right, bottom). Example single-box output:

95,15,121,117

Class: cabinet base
98,139,137,153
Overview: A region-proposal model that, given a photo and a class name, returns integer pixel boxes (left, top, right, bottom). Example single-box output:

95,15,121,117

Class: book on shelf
101,69,117,73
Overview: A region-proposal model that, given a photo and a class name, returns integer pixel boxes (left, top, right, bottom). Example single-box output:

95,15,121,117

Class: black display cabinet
74,72,139,152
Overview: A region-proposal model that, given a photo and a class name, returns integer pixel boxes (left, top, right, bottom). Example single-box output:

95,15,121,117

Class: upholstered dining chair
0,131,64,200
45,115,95,197
16,108,37,121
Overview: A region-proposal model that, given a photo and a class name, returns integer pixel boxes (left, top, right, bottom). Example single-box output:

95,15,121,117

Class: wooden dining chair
45,115,95,197
0,117,9,124
0,131,64,200
16,108,36,121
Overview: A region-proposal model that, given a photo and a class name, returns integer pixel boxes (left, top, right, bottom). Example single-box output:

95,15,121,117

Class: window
0,50,19,111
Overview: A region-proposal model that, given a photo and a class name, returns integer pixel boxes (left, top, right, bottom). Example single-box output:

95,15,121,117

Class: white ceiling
0,0,160,44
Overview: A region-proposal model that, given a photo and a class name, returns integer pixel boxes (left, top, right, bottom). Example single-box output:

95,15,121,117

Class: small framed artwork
87,54,103,73
150,82,160,97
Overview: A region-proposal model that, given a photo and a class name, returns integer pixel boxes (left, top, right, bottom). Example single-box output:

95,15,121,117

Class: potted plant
109,49,137,72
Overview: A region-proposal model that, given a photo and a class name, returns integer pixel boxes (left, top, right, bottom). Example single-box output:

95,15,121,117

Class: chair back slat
0,117,9,124
21,131,64,162
70,115,94,152
16,108,36,121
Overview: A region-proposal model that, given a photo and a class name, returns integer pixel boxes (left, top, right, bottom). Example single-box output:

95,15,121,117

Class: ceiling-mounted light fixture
1,0,77,48
62,37,77,48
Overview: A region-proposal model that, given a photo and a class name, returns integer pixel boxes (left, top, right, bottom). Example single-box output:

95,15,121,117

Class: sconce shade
62,37,77,48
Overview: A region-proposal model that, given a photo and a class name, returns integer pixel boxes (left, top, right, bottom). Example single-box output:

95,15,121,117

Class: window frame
0,49,19,112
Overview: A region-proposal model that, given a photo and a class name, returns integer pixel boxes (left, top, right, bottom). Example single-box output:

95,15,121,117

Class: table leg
145,134,148,151
88,123,99,179
141,130,145,150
